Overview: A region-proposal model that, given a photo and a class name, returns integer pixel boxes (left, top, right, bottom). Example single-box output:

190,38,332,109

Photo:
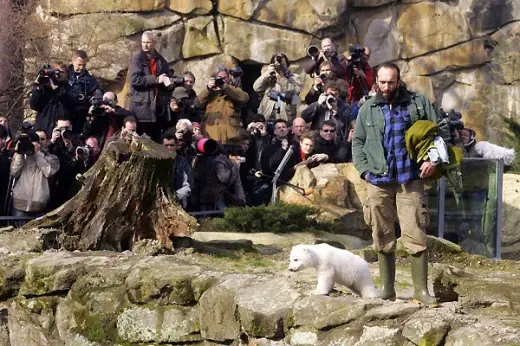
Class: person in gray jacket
10,127,59,224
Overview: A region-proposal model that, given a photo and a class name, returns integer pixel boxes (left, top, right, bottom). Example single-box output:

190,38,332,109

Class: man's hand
207,78,216,90
49,78,58,90
354,68,367,79
33,142,41,153
309,153,328,162
318,94,327,106
420,161,436,178
314,76,323,87
51,128,61,143
157,74,167,84
267,64,277,77
101,104,115,113
347,128,355,143
281,139,289,150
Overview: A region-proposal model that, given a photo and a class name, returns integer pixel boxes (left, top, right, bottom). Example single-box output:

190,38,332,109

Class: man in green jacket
353,62,449,306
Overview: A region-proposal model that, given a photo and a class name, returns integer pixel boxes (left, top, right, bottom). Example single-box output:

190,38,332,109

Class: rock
132,239,174,256
124,256,205,305
351,0,395,7
289,330,318,345
319,325,360,346
353,6,400,67
363,302,421,321
0,256,28,300
254,0,347,33
168,0,212,14
397,2,471,59
402,317,450,346
117,306,201,343
0,229,44,253
355,325,400,346
7,299,60,346
183,16,222,59
199,274,254,341
220,16,313,64
491,22,520,86
236,278,301,337
43,0,165,15
86,38,139,82
464,0,520,35
444,326,492,346
401,74,435,102
293,295,381,330
55,297,85,343
0,308,8,346
170,54,238,95
217,0,262,20
19,252,115,296
407,39,490,76
151,21,185,63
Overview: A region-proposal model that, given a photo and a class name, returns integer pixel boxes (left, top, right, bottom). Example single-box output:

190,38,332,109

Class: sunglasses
164,144,176,147
322,129,335,133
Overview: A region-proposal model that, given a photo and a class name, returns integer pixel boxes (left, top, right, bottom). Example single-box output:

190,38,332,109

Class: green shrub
200,203,331,233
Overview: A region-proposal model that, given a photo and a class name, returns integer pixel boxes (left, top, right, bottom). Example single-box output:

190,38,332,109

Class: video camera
16,122,39,155
37,64,61,86
267,90,295,104
348,44,365,66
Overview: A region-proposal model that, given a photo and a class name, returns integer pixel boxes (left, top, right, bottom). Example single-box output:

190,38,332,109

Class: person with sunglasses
313,120,351,163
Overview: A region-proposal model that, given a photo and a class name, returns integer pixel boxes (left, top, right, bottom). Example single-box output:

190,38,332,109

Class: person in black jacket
313,120,351,163
67,50,102,134
0,125,10,215
31,63,76,137
301,80,352,141
129,31,175,141
162,131,193,209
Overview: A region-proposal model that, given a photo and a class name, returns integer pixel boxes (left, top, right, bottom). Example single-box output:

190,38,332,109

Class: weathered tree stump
24,136,198,251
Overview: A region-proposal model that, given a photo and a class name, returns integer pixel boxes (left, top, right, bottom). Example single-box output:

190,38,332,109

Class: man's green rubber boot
410,251,439,306
378,252,396,300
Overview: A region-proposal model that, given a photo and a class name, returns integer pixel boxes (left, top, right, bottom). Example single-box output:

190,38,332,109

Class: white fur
474,141,516,166
288,243,380,298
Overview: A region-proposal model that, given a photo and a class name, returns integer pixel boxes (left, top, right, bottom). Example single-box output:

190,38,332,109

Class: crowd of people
0,30,511,224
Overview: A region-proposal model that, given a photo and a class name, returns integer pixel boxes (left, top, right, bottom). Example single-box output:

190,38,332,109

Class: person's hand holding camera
281,139,289,150
51,128,61,144
32,141,41,153
101,104,115,113
353,68,366,79
267,64,277,77
314,76,323,88
207,77,216,90
318,93,328,106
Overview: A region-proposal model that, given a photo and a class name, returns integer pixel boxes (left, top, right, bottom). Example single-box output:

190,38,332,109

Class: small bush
200,203,332,234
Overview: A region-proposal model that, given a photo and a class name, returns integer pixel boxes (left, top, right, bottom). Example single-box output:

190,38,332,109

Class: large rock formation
27,0,519,143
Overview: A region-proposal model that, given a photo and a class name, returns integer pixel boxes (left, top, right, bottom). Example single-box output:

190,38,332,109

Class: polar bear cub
288,243,380,298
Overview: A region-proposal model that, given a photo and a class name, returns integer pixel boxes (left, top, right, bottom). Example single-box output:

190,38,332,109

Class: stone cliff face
40,0,519,141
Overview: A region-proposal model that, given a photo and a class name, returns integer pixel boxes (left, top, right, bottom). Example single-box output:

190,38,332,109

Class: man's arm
10,154,25,178
195,87,211,109
284,73,302,94
175,171,191,201
333,53,348,78
252,73,273,93
352,107,369,178
34,152,60,178
301,102,320,123
223,85,249,105
214,161,232,184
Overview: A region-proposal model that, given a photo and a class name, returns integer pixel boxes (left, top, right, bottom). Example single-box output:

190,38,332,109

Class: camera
169,76,185,87
326,95,337,105
90,90,115,116
192,138,218,156
275,53,283,64
348,44,365,65
16,122,39,155
229,67,243,77
76,145,91,157
214,76,225,88
37,64,61,86
58,127,73,141
267,90,295,104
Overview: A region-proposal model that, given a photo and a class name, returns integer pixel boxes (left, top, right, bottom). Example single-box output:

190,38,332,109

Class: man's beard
381,88,398,101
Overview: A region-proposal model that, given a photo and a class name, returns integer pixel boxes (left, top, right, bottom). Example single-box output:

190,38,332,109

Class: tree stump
24,136,198,251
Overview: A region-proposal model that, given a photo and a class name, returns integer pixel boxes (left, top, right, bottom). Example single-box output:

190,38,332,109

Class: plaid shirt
367,104,419,185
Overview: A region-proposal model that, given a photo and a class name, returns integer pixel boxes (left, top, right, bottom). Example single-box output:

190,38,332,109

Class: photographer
162,131,193,209
199,144,246,211
253,53,302,123
10,125,59,223
195,65,249,143
85,91,135,150
67,50,102,134
0,116,13,151
105,116,138,147
345,45,374,104
31,62,76,137
304,38,347,78
304,61,347,105
260,119,291,176
301,80,352,141
245,114,272,173
313,120,351,163
129,31,178,141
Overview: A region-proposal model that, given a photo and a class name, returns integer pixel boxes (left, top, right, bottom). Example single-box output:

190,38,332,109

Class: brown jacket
196,86,249,143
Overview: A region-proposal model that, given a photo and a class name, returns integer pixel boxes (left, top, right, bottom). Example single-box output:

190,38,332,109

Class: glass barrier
433,158,503,259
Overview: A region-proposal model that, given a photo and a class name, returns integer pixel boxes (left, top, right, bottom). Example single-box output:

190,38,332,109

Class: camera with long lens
214,76,225,88
90,90,115,116
307,45,320,59
16,123,39,155
37,64,61,86
348,44,365,66
76,144,91,157
169,76,185,87
191,138,218,156
58,127,73,141
267,90,295,104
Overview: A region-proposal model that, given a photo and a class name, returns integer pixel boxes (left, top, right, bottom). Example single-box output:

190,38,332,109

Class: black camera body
348,44,365,65
214,76,225,88
268,90,294,104
170,76,185,87
16,123,39,155
38,64,61,86
76,144,92,157
90,90,115,116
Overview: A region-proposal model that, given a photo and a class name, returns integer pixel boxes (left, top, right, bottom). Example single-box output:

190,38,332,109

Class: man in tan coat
195,66,249,143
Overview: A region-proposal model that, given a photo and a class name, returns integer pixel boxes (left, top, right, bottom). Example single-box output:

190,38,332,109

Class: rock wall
39,0,520,142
